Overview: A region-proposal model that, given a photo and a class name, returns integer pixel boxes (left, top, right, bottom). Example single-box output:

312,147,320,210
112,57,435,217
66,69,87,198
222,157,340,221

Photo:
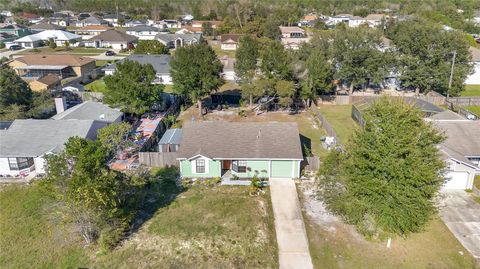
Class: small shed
158,128,182,152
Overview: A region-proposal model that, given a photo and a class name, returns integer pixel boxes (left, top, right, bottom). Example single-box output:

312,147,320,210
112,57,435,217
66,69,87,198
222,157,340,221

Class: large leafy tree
260,39,292,80
318,98,446,237
134,40,169,55
300,46,334,106
332,27,391,93
234,35,259,82
0,66,32,107
170,42,223,116
97,122,132,158
42,137,131,246
103,60,163,115
389,19,472,96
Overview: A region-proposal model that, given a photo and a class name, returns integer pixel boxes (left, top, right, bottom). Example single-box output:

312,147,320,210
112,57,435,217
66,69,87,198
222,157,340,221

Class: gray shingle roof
434,121,480,166
159,128,182,145
51,101,123,123
155,33,202,43
0,119,107,157
126,25,160,32
89,29,137,43
177,121,303,160
103,54,171,75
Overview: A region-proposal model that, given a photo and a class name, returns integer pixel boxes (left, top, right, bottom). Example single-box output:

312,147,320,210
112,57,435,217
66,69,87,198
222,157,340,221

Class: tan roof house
28,73,61,92
9,54,96,82
220,34,243,50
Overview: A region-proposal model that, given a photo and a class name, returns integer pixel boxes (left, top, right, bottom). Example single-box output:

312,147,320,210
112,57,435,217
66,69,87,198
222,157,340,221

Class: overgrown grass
317,105,358,144
84,78,106,92
0,184,89,269
465,105,480,116
298,191,479,269
96,185,278,268
461,85,480,97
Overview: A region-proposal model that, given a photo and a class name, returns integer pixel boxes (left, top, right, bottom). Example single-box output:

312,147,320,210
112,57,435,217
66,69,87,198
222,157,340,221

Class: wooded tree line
233,18,473,109
5,0,480,34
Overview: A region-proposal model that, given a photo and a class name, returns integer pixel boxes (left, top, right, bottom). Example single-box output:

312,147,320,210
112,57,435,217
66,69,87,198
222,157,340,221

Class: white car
62,86,82,92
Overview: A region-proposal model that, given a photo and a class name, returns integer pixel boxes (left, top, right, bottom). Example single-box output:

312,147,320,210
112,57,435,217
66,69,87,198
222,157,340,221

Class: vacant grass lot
461,85,480,97
317,105,358,144
0,182,277,269
303,215,478,269
0,184,89,269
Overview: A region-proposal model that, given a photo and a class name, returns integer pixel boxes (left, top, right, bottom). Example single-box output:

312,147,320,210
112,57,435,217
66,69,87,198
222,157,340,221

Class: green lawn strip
16,47,107,55
84,79,106,92
317,105,358,144
464,105,480,116
210,43,236,58
461,85,480,97
0,184,90,269
474,175,480,190
96,185,278,268
298,190,477,269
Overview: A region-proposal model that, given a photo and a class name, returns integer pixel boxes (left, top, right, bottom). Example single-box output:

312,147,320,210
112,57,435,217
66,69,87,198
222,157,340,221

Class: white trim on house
190,156,209,174
178,157,303,161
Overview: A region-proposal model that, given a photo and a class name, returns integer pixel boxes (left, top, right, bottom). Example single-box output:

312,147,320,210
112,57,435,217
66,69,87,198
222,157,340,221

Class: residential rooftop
14,54,95,67
51,101,123,123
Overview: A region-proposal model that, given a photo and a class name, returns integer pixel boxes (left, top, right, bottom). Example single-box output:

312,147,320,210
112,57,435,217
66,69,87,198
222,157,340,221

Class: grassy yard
84,78,106,92
317,105,358,144
210,43,236,58
461,85,480,97
475,175,480,190
298,189,479,269
465,105,480,116
0,181,278,268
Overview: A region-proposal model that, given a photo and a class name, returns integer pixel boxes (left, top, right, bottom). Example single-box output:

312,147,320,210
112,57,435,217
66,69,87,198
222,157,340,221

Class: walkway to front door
269,178,313,269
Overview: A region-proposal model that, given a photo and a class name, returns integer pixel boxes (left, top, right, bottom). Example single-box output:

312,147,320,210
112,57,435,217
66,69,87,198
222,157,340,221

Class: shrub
232,175,239,181
49,41,57,49
99,225,125,252
0,42,5,49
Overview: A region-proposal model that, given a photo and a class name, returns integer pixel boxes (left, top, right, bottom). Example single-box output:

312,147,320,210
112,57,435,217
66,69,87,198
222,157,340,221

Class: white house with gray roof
155,33,202,49
0,119,108,178
126,25,162,40
103,54,172,84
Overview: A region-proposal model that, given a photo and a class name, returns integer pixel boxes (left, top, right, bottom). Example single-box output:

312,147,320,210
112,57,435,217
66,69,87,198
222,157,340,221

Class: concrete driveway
270,178,313,269
439,191,480,260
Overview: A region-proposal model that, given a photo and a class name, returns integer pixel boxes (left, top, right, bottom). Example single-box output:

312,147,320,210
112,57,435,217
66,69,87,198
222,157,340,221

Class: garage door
442,172,469,190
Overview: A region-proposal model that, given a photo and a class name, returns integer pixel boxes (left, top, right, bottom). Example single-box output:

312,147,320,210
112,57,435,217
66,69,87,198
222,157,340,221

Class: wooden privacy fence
446,97,480,107
303,156,320,171
309,106,339,144
138,152,179,167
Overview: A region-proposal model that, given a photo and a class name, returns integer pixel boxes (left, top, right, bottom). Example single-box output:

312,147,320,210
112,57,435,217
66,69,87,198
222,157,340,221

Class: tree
318,98,446,237
42,137,131,246
64,41,71,51
0,66,33,107
170,43,223,116
234,35,259,81
134,40,169,55
275,80,295,107
202,22,214,36
389,19,472,96
103,60,163,115
260,39,292,80
97,122,132,157
300,46,334,106
262,17,281,39
332,27,391,93
49,39,57,49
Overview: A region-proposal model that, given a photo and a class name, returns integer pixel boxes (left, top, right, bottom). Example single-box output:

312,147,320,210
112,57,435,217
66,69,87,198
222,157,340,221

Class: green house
176,121,303,179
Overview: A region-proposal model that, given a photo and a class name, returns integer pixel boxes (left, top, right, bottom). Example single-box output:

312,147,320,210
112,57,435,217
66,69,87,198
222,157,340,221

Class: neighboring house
348,16,367,27
19,12,42,24
159,19,182,29
124,19,150,27
29,22,66,32
182,20,221,33
9,54,96,81
75,15,109,27
298,14,320,27
14,30,82,48
326,14,353,26
466,47,480,85
158,128,182,152
155,33,202,49
219,56,237,81
364,14,386,27
126,25,161,40
1,10,12,17
28,73,62,92
432,120,480,190
220,34,242,50
0,24,31,38
39,17,70,27
176,122,303,179
72,25,113,40
0,32,16,43
84,29,138,50
0,119,108,178
279,26,310,50
103,14,126,27
51,101,123,123
103,54,172,84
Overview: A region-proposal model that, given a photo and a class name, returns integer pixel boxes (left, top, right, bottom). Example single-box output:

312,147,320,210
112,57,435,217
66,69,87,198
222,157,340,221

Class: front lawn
317,105,358,144
461,85,480,97
84,78,106,92
95,185,278,268
210,43,236,58
298,187,479,269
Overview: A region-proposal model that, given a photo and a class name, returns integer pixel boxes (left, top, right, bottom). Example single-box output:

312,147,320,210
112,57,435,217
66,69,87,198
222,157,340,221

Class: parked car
9,45,22,51
105,50,115,56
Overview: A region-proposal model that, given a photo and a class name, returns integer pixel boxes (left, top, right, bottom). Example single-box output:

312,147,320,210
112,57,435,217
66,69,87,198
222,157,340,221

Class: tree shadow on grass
125,166,184,235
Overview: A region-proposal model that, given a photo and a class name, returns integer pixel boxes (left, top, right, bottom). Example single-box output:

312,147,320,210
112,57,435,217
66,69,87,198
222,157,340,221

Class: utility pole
447,50,456,99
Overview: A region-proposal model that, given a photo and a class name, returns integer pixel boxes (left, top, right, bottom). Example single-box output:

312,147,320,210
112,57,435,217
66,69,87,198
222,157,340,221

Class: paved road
270,178,313,269
439,191,480,260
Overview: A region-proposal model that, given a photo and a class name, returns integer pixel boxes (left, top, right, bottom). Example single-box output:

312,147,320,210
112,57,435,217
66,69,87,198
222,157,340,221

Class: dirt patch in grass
297,180,479,269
